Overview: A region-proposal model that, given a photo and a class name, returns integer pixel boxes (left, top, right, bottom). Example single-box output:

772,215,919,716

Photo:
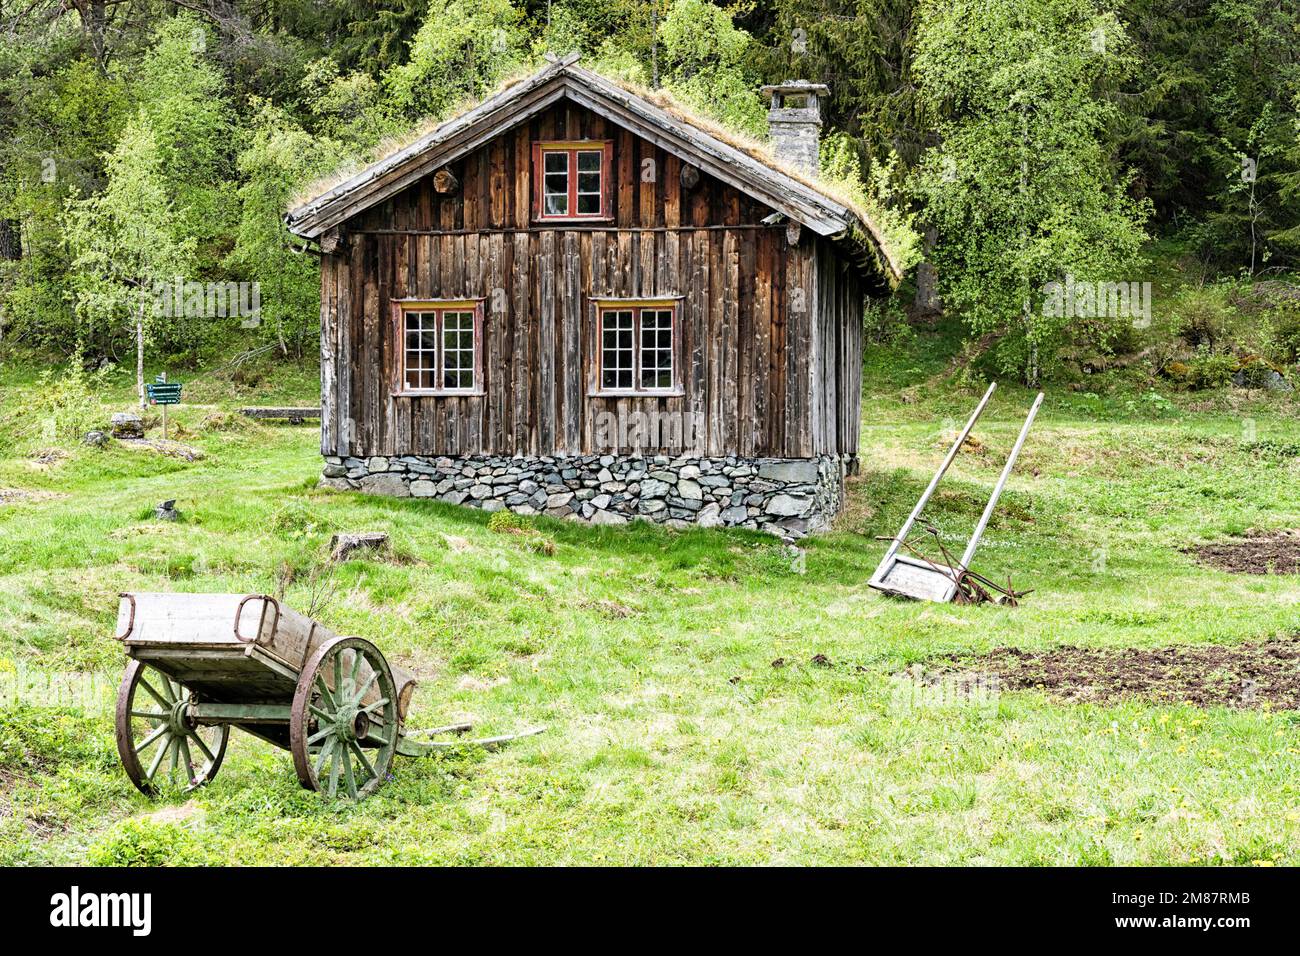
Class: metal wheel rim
289,637,399,800
115,659,229,796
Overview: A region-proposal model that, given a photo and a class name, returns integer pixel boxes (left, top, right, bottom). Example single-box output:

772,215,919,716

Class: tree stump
330,532,390,562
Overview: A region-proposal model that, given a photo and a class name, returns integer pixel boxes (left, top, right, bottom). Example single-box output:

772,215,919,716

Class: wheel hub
167,696,192,736
333,706,366,742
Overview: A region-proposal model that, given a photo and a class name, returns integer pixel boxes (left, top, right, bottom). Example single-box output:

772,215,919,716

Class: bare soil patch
0,488,66,505
934,638,1300,710
582,598,636,618
119,437,205,461
1191,530,1300,574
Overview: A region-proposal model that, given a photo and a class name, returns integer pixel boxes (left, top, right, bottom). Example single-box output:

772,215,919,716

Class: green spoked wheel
115,660,229,796
290,636,399,800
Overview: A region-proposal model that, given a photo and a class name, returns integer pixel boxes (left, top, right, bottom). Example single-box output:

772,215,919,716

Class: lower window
394,301,483,395
597,302,678,394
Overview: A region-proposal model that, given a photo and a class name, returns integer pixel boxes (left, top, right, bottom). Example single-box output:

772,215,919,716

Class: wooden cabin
286,54,900,537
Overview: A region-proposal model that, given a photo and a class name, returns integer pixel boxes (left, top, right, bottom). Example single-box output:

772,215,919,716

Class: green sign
146,382,182,405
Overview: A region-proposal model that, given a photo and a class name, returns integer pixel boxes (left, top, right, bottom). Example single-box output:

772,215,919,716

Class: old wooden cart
114,592,539,800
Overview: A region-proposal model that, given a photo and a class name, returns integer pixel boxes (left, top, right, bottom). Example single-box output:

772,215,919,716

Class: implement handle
878,382,996,569
397,726,546,758
957,392,1044,572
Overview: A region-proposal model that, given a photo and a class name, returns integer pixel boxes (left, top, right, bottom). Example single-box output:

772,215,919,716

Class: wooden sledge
869,384,1044,603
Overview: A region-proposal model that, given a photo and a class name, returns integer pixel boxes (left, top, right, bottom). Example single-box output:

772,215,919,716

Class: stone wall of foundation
320,453,848,538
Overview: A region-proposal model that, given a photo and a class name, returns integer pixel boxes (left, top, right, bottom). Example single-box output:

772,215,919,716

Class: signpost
145,373,182,440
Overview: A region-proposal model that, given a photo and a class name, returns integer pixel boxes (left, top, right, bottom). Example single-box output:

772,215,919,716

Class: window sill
588,388,684,398
533,216,615,225
393,390,486,398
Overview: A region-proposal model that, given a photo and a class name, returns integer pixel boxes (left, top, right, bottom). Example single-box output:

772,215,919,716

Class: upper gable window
533,141,612,221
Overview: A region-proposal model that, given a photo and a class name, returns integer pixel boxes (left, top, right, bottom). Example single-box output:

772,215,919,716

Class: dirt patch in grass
119,438,205,461
1191,530,1300,574
582,598,636,618
27,448,66,467
934,638,1300,710
0,488,66,505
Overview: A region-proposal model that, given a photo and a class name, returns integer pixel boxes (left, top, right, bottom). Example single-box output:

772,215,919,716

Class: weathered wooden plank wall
319,101,862,461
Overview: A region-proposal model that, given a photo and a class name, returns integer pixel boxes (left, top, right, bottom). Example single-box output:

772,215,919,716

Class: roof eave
286,54,579,238
286,56,902,285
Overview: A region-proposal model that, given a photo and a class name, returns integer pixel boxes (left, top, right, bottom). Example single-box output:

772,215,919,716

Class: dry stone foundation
320,453,848,539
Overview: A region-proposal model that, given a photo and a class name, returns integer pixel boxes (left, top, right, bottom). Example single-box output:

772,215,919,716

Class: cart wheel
290,637,399,800
115,660,229,796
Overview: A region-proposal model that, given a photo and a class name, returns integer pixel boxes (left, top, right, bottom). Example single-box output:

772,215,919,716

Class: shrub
1171,286,1235,350
270,498,330,537
487,509,530,533
1163,360,1191,384
30,358,113,445
486,508,555,554
1267,302,1300,364
0,706,115,775
1172,347,1236,390
87,818,213,866
198,410,255,433
863,298,915,346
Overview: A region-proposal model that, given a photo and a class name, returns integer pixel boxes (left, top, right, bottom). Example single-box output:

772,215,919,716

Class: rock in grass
330,532,390,562
155,499,180,521
110,412,144,439
1232,365,1293,392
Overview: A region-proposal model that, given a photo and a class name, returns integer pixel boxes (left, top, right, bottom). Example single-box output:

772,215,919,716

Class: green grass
1,334,1299,866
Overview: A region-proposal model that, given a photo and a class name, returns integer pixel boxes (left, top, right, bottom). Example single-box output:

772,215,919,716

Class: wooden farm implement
869,383,1043,605
113,592,542,800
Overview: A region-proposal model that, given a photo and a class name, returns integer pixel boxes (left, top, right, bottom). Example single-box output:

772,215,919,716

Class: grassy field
1,323,1299,866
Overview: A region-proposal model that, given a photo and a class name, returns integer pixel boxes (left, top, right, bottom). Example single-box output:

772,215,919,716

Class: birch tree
65,120,194,406
909,0,1149,384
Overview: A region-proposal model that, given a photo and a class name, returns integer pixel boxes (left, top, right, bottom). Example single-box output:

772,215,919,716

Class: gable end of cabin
300,67,892,538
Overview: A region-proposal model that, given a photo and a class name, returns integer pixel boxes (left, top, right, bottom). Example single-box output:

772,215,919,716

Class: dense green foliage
0,0,1296,381
908,0,1151,382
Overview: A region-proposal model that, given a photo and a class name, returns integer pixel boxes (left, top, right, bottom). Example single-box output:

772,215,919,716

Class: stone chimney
760,81,829,176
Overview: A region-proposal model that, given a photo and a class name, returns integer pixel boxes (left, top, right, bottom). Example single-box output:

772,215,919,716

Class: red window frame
532,140,614,222
592,300,682,396
390,299,485,396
